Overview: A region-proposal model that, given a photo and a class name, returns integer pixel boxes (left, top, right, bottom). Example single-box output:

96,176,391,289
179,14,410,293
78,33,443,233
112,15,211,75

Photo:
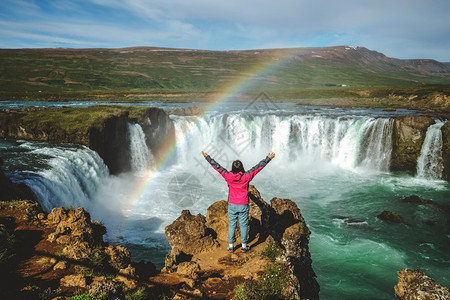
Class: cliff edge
160,185,320,299
0,105,175,174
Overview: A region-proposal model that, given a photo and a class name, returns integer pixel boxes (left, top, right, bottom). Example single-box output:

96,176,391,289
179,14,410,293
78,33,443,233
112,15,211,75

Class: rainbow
123,48,302,211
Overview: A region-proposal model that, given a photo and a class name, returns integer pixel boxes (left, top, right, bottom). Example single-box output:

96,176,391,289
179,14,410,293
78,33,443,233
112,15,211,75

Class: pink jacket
205,155,271,205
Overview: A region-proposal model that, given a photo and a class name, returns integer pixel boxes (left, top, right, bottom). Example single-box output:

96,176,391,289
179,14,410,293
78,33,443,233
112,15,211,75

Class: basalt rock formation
395,268,450,299
391,115,435,174
0,106,175,174
441,121,450,180
163,185,320,299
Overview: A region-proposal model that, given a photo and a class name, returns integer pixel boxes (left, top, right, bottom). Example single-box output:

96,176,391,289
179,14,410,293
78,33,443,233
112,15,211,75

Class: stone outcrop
0,106,175,174
441,121,450,180
395,268,450,299
165,210,219,257
391,115,435,174
163,185,320,299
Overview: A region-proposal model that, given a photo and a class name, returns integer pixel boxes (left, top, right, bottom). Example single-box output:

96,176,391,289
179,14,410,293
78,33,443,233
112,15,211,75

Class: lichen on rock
395,268,450,300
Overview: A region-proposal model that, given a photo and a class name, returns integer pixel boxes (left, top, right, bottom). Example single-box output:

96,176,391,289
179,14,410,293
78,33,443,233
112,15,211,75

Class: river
1,101,449,299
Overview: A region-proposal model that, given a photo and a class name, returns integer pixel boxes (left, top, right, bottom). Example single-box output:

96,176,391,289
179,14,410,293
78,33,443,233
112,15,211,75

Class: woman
201,151,275,252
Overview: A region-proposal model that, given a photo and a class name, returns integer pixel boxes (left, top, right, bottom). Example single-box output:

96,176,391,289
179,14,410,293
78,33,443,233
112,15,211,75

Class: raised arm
202,151,229,176
244,152,275,181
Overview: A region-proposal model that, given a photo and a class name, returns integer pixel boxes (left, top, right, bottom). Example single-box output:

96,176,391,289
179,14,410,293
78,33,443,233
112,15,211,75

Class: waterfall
171,114,395,172
127,122,153,172
8,144,109,212
417,121,446,179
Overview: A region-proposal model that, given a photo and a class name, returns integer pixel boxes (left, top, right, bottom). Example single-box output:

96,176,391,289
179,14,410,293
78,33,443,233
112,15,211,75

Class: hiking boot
241,246,250,253
227,246,234,252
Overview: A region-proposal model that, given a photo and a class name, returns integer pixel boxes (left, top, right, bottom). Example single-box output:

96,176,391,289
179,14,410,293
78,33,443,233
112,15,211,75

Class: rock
176,261,201,280
394,268,450,299
62,241,92,260
88,279,124,300
377,210,404,223
47,207,104,260
117,264,138,290
391,115,435,173
60,274,86,288
164,185,320,300
164,248,193,272
441,122,450,181
167,106,205,116
402,195,424,204
53,261,68,270
0,106,175,174
105,245,131,271
0,224,11,243
165,210,218,255
206,200,229,243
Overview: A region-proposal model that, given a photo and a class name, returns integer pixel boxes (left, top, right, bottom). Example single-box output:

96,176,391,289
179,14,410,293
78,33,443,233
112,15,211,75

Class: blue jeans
228,203,249,244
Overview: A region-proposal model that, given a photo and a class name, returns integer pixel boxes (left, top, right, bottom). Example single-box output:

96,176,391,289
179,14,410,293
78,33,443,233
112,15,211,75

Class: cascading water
2,103,449,300
6,142,109,212
172,114,394,172
127,122,153,172
417,121,446,179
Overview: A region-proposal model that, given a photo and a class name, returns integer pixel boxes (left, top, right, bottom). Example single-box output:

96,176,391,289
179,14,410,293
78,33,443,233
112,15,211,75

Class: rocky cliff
391,115,435,174
395,269,450,300
163,185,320,299
0,106,175,174
441,121,450,180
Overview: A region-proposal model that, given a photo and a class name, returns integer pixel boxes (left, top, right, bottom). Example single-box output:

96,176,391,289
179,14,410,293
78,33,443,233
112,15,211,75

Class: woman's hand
202,151,208,158
268,152,275,159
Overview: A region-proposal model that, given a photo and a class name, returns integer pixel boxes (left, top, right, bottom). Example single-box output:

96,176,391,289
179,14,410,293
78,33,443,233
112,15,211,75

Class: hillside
0,46,449,101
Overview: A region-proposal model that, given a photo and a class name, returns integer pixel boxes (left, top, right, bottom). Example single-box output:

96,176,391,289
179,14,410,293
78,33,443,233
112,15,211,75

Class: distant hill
0,46,449,97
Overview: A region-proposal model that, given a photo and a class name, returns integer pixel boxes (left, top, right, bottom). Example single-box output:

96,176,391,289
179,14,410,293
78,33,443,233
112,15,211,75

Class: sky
0,0,449,62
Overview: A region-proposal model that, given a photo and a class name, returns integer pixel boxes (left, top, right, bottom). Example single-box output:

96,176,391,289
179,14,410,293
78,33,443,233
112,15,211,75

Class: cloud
0,0,449,61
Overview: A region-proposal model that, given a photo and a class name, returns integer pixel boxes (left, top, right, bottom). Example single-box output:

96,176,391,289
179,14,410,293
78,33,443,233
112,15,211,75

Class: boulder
46,207,106,260
377,210,404,223
176,261,201,280
165,210,218,255
117,264,138,290
88,278,124,299
394,268,450,299
391,115,435,173
60,274,86,288
105,245,132,271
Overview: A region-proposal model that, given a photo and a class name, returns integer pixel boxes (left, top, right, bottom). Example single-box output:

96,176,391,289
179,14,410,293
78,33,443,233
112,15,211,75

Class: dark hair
231,160,245,174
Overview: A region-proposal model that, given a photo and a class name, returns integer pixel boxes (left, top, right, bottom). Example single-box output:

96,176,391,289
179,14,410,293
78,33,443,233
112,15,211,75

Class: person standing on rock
201,151,275,252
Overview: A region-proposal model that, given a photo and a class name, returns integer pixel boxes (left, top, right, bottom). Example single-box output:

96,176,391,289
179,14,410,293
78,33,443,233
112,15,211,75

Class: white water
127,122,153,172
173,114,394,173
417,121,446,179
8,143,109,212
3,108,449,299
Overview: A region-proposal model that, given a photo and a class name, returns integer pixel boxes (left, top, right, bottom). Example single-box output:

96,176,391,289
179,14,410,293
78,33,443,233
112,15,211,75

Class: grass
259,241,281,262
0,105,159,145
0,47,449,101
234,262,290,300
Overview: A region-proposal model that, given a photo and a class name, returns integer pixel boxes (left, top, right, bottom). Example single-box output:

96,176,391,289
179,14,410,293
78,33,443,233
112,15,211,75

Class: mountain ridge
0,46,449,98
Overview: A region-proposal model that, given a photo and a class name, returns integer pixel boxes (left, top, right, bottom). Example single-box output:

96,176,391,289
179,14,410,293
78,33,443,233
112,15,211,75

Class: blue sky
1,0,449,61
